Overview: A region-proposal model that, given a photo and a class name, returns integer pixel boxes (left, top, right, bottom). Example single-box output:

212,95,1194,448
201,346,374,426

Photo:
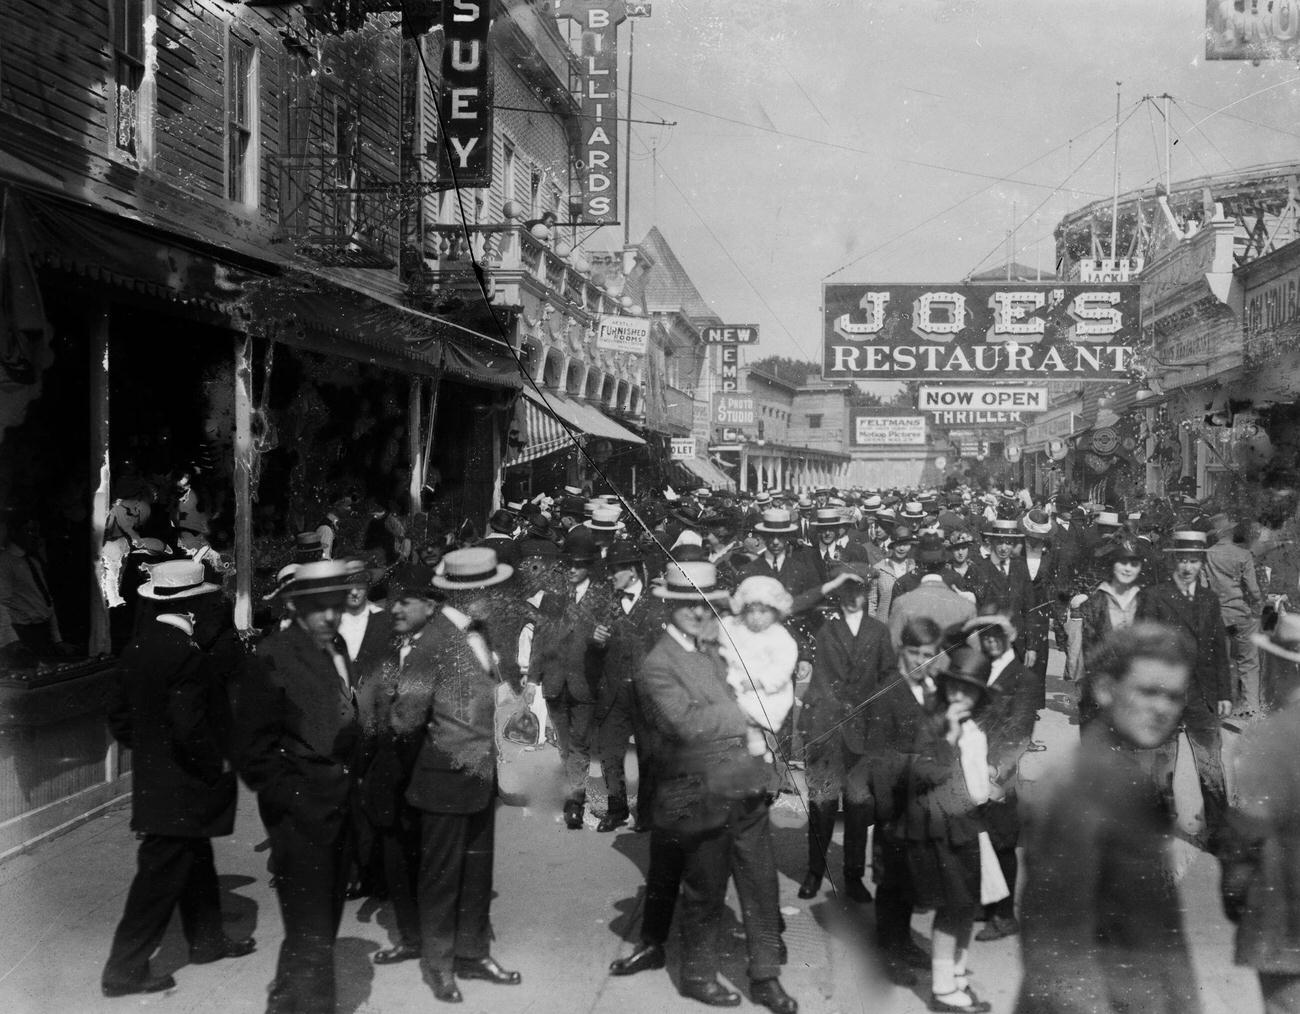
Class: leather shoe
796,872,822,899
597,810,629,833
373,942,421,965
564,801,585,829
190,936,256,964
974,914,1020,941
750,977,798,1014
631,821,651,833
844,876,872,903
430,970,462,1003
609,941,666,976
454,955,521,984
929,990,990,1013
102,974,176,997
681,979,741,1007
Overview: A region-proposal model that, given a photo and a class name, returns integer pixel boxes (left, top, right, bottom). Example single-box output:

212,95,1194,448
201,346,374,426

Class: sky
578,0,1300,372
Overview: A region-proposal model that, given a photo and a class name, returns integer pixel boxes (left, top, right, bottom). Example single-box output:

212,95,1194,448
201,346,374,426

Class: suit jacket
480,532,521,567
392,610,499,814
1137,581,1232,713
535,581,618,702
864,678,931,827
107,619,237,838
800,611,894,756
812,539,875,584
942,560,990,605
236,623,361,837
635,630,774,834
887,579,977,646
740,548,823,606
981,656,1038,773
351,608,395,689
1022,546,1067,658
978,554,1031,625
598,592,665,718
871,557,915,621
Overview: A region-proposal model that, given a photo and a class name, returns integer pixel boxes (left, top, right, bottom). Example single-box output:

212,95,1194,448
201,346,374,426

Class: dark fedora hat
605,541,644,570
561,535,600,566
938,644,1000,695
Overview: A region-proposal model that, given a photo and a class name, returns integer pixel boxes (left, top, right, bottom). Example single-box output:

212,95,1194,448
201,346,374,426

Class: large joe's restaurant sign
822,283,1139,382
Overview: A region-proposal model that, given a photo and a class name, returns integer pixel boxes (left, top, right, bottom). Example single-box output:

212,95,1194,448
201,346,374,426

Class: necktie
1002,561,1009,577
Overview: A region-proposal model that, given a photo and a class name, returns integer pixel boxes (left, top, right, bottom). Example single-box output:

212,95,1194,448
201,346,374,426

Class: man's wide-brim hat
984,518,1024,540
138,559,220,601
653,560,730,603
433,547,513,590
605,542,644,570
753,508,798,534
280,559,368,599
915,533,947,564
1253,611,1300,664
962,612,1017,643
810,507,847,528
1164,529,1209,554
1020,509,1054,539
562,535,601,566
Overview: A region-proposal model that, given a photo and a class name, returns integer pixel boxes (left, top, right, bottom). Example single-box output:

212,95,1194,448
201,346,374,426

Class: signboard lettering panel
436,0,493,188
822,283,1139,381
712,393,756,431
929,410,1022,426
596,316,649,354
702,325,760,345
670,438,695,460
555,1,622,223
918,385,1046,412
1207,0,1300,60
851,413,927,446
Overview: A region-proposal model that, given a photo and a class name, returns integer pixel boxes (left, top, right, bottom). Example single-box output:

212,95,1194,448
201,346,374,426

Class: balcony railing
422,223,618,315
272,154,400,269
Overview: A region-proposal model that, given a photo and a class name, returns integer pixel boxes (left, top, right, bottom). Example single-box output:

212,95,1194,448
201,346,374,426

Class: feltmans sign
851,414,927,446
823,283,1139,382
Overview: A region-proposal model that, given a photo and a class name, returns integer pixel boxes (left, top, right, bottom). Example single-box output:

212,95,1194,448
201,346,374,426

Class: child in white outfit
719,576,798,760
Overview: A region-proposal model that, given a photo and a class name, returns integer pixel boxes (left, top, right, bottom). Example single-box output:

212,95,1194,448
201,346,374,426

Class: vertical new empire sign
436,0,493,188
556,1,624,224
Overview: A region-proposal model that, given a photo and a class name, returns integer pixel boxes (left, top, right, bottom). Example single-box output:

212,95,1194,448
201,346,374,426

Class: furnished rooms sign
823,283,1139,382
851,413,927,446
597,316,649,354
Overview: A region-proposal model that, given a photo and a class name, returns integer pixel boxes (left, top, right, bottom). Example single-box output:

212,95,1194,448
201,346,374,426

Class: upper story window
226,34,258,204
808,414,823,429
111,0,146,156
502,139,517,207
529,165,542,216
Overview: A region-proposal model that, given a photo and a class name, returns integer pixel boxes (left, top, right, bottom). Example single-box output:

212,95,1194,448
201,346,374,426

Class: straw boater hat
753,508,799,535
1020,509,1055,540
1093,510,1123,529
900,501,925,521
1164,530,1209,554
138,559,220,601
861,494,882,513
432,547,513,590
262,563,299,602
652,560,730,603
280,559,368,599
584,505,626,532
1252,612,1300,664
876,507,898,527
754,491,773,509
983,518,1024,540
809,507,848,529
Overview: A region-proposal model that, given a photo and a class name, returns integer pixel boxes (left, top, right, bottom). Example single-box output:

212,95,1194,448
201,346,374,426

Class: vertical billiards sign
556,0,625,224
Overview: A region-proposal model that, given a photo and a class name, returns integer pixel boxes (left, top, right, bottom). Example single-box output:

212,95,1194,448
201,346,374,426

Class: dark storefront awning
507,387,644,466
676,455,734,490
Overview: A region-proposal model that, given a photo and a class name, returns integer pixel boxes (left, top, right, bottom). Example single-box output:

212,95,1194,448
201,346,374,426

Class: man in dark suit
797,573,894,904
978,519,1031,640
593,542,664,833
389,549,522,1004
235,560,365,1014
479,508,522,567
1137,529,1234,850
534,535,618,828
101,560,254,997
809,507,876,585
865,616,945,985
627,561,796,1013
1019,510,1068,739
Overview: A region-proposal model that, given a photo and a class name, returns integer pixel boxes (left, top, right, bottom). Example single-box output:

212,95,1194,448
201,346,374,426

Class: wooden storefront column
87,299,111,657
408,376,424,512
233,335,253,633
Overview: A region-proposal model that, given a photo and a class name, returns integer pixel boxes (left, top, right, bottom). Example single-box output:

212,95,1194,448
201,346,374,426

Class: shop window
226,33,258,205
808,413,823,429
529,165,542,217
110,0,147,157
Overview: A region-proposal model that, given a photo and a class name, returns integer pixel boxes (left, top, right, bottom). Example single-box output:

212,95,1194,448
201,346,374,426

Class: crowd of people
88,476,1300,1013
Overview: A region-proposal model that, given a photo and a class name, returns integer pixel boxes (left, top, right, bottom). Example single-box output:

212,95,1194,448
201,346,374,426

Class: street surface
0,651,1261,1013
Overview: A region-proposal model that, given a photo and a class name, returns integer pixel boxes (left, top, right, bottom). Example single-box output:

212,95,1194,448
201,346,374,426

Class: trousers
1227,617,1263,713
597,680,651,816
545,691,594,803
102,835,226,989
874,832,916,952
1150,708,1229,846
417,805,495,973
265,816,351,1014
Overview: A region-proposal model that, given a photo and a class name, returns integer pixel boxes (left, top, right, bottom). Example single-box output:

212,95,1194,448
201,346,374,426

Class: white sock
931,956,957,995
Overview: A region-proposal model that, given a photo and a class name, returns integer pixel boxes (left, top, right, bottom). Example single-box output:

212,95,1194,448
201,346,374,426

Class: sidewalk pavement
0,648,1262,1013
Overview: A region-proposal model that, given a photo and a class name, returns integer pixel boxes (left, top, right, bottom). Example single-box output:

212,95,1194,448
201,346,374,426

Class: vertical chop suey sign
556,1,624,224
436,0,493,188
822,283,1139,382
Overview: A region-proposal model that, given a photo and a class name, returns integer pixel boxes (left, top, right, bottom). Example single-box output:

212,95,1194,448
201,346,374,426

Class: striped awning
677,455,735,491
506,387,645,466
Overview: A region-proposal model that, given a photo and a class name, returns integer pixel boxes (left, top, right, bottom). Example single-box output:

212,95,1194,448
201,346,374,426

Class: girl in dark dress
904,645,1002,1013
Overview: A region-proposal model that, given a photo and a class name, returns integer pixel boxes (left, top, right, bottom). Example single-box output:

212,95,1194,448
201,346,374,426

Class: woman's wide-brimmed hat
947,526,975,547
730,575,794,618
938,644,1001,694
753,508,799,535
1164,530,1209,554
1097,534,1144,562
432,547,514,590
280,559,368,600
138,559,220,601
809,507,847,529
1252,611,1300,664
653,560,730,602
983,518,1024,540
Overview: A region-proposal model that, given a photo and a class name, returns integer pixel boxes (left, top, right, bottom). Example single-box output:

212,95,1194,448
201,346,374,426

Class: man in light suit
887,535,977,647
389,549,522,1004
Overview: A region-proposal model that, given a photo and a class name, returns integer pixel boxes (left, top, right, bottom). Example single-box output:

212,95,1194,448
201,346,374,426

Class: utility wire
637,92,1113,198
1178,96,1300,143
965,102,1144,278
1172,98,1235,173
822,107,1126,280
